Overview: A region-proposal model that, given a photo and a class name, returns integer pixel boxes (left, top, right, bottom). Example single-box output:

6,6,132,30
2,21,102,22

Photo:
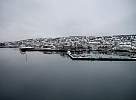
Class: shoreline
19,47,136,61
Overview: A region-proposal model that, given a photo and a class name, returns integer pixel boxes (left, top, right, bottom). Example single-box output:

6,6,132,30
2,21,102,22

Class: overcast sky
0,0,136,41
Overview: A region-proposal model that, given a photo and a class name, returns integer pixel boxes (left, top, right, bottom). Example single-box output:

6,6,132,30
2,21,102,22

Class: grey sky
0,0,136,41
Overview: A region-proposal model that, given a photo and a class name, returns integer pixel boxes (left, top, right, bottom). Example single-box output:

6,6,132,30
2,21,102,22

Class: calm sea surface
0,48,136,100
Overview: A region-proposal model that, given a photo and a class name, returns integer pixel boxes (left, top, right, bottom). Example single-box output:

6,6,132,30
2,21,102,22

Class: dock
67,51,136,61
19,47,66,52
20,47,136,61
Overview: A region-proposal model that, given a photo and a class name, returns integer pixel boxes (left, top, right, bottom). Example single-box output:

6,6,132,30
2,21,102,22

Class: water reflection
1,48,136,100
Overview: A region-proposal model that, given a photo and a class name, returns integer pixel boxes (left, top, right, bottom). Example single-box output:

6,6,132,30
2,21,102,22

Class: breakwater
67,51,136,61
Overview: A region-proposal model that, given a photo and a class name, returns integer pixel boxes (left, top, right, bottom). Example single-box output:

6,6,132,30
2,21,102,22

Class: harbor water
0,48,136,100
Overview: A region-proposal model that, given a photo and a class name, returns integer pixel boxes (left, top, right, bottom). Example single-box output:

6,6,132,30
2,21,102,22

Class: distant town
0,34,136,53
